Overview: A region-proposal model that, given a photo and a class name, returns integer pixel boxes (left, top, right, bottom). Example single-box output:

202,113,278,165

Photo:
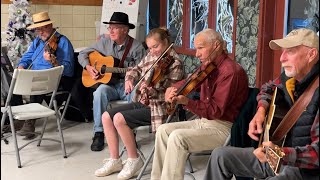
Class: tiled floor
1,118,211,180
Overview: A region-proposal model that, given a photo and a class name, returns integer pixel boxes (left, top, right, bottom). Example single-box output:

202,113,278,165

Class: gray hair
195,28,228,54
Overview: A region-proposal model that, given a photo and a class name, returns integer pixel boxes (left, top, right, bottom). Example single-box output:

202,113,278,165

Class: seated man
16,11,75,138
203,28,319,180
150,28,249,180
73,12,146,151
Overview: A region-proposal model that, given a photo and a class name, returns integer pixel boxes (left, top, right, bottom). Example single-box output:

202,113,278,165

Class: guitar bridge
266,145,285,175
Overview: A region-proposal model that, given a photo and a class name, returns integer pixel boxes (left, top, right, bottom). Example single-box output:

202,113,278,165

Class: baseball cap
269,28,319,51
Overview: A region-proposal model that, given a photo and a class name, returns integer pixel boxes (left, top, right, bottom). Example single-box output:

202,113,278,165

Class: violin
166,62,216,115
139,54,175,105
148,54,175,86
45,32,59,67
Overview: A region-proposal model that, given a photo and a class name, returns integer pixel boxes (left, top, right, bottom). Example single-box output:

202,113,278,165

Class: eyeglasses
35,25,49,32
107,26,124,31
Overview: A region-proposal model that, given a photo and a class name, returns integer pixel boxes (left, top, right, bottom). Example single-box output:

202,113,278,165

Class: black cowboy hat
103,12,135,29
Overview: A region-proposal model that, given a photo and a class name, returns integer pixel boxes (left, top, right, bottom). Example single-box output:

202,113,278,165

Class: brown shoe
18,119,36,136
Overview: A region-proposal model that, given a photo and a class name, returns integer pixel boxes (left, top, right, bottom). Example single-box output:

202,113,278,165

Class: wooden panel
1,0,11,3
1,0,103,6
256,0,286,88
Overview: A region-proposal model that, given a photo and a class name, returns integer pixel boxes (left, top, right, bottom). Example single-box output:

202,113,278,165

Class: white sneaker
95,158,123,177
117,156,144,180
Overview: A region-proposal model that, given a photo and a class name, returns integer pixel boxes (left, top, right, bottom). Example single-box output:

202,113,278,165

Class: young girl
94,27,185,179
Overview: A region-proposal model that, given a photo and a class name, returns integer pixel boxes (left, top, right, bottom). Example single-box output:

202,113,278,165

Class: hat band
34,18,51,24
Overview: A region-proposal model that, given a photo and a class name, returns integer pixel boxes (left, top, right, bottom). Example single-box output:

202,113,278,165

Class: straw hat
27,11,54,30
103,12,135,29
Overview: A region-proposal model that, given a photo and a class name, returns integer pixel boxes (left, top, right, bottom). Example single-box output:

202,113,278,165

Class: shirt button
207,97,209,100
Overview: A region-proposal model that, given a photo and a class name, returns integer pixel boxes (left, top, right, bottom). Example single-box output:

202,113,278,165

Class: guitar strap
119,36,134,68
271,76,319,141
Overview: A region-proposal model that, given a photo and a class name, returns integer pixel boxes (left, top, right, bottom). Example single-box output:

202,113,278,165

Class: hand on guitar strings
248,106,266,141
253,146,268,163
85,65,100,80
253,141,276,163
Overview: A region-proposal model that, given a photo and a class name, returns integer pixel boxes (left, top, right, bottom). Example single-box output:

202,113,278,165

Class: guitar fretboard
101,67,127,74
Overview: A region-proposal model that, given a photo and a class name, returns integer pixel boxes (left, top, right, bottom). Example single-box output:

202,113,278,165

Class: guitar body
82,51,127,87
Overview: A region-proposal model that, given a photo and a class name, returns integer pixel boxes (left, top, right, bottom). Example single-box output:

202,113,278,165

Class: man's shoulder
219,57,244,73
131,38,144,48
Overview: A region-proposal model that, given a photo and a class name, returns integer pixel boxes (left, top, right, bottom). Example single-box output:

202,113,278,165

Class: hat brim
102,21,135,29
269,38,301,50
27,21,54,30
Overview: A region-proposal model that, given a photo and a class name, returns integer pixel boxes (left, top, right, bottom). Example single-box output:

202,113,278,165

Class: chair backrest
230,87,260,148
11,66,64,96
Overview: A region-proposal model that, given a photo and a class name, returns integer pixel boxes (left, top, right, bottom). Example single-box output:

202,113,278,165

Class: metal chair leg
1,110,9,144
136,146,155,180
59,93,71,124
186,153,194,173
7,107,22,168
54,100,68,158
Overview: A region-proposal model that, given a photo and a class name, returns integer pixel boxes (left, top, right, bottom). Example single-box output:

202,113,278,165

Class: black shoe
91,132,105,151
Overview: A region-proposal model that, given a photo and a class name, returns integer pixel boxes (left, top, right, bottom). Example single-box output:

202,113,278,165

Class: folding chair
0,66,67,168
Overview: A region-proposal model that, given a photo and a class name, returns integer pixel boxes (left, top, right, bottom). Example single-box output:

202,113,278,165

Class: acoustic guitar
259,87,288,175
82,51,127,87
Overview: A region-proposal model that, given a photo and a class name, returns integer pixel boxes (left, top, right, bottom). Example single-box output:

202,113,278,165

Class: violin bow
27,27,59,69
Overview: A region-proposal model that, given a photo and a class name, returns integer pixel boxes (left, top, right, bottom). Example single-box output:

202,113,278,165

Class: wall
235,0,259,87
1,3,102,49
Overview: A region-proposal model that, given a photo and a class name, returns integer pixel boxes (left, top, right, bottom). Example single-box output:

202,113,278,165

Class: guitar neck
103,67,127,74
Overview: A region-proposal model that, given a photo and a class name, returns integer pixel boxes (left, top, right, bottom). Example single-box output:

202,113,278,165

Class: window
287,0,319,34
160,0,236,56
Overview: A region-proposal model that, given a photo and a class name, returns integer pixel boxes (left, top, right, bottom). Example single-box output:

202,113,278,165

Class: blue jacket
18,32,74,77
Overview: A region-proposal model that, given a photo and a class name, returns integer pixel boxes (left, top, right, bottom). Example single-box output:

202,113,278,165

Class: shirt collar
112,36,130,50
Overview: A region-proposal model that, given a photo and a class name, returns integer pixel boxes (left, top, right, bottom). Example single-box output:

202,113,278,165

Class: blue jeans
92,81,133,133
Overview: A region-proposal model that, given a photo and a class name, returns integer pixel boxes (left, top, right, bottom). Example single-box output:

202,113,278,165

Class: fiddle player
203,28,319,180
150,28,249,180
74,12,146,151
94,27,184,179
16,11,75,138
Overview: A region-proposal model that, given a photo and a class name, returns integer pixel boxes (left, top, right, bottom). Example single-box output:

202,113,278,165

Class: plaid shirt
125,49,184,132
257,72,319,169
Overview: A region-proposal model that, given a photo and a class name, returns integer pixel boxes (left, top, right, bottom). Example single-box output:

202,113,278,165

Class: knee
93,85,108,98
167,130,186,148
113,113,126,129
211,147,228,162
102,112,112,124
155,124,168,138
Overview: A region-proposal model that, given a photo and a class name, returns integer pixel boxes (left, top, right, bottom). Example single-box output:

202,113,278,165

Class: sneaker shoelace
102,158,118,169
122,159,135,173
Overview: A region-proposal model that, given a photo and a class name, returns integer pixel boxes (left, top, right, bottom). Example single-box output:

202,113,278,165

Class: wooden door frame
256,0,286,87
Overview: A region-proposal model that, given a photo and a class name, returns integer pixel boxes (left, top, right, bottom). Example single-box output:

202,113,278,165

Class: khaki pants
151,118,232,180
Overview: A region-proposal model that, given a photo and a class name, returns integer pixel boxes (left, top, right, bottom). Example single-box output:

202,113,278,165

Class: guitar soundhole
100,65,106,75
